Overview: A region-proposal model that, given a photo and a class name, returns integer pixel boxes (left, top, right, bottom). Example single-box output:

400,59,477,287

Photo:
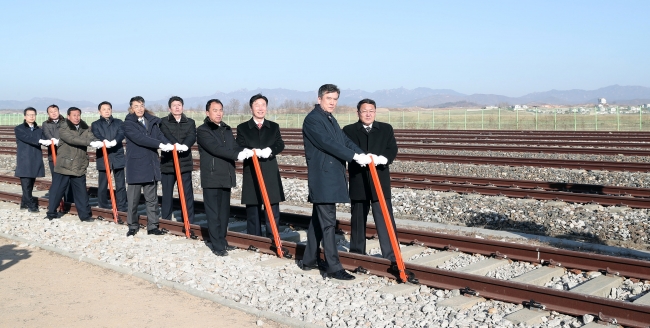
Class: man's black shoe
298,260,329,271
80,217,94,222
225,245,237,251
213,250,228,257
147,228,165,235
328,269,355,280
126,229,138,237
44,215,58,220
28,207,39,213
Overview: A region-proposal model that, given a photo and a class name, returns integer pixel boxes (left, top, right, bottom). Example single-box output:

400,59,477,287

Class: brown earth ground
0,237,289,328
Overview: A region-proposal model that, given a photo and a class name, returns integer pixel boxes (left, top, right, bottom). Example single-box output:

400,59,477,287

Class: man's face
169,100,183,117
358,103,376,126
24,110,36,125
207,102,223,124
47,107,59,120
99,104,112,119
67,110,81,125
251,98,267,121
318,92,339,113
131,101,145,118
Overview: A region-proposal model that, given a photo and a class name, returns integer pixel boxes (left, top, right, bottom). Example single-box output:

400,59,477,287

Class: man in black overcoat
160,96,196,224
343,99,399,262
300,84,371,280
15,107,48,212
236,93,285,237
91,101,128,212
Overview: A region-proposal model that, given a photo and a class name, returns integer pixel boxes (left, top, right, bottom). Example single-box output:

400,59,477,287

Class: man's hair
129,96,145,107
168,96,184,108
46,104,59,112
98,101,112,110
357,98,377,111
24,107,37,116
318,84,340,98
67,107,81,115
249,93,268,109
206,99,223,111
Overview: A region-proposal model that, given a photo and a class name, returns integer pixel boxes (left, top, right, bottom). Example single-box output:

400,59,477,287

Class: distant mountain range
1,85,649,111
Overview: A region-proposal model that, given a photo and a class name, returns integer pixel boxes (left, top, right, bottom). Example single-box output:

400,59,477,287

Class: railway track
1,175,649,327
1,146,649,207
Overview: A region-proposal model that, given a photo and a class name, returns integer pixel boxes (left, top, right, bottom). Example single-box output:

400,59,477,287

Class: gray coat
14,121,45,178
302,105,363,203
42,115,65,163
55,119,96,176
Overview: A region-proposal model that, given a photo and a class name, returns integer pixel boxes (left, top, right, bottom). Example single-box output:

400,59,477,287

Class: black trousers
49,161,74,204
350,199,397,262
19,177,36,210
126,183,159,230
203,188,231,252
97,168,128,212
47,174,91,220
246,203,280,237
161,172,195,223
302,203,343,273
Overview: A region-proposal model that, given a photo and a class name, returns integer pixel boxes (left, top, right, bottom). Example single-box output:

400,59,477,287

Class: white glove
252,148,263,158
376,155,388,165
109,140,117,147
237,150,250,161
89,141,104,149
353,153,371,166
39,139,52,146
159,143,171,151
51,138,59,146
175,143,189,152
103,140,113,148
164,143,175,152
260,147,272,158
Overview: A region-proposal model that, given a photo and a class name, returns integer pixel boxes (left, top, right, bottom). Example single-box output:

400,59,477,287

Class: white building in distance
598,98,607,104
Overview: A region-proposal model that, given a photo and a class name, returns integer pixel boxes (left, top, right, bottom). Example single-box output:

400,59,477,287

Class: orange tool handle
172,145,191,238
101,142,119,223
368,157,407,282
50,141,64,212
251,150,283,258
49,141,57,165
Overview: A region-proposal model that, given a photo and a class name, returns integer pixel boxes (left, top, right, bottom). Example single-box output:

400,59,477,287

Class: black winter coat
14,121,45,178
197,117,243,189
160,113,196,174
42,115,65,163
123,112,170,184
343,121,398,201
235,118,285,204
91,116,126,170
302,105,363,203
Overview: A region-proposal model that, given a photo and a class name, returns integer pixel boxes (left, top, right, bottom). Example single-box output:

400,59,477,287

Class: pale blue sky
1,0,648,103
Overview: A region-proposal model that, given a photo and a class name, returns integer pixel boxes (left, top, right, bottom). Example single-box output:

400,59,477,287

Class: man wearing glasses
343,99,399,263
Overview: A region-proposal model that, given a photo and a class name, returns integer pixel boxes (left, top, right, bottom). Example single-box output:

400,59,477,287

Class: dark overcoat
42,115,65,163
302,105,363,203
343,120,398,201
159,113,196,174
14,121,45,178
197,117,243,189
235,118,285,204
55,119,96,176
123,112,170,184
91,116,126,170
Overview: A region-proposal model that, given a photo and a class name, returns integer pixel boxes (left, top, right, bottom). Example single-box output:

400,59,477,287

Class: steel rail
1,187,649,327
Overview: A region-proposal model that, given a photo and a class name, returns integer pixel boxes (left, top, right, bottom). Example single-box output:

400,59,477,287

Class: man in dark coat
343,99,399,262
122,96,172,237
45,107,100,221
300,84,371,280
160,96,196,224
198,99,252,256
91,101,128,212
236,93,285,237
42,104,73,209
15,107,47,212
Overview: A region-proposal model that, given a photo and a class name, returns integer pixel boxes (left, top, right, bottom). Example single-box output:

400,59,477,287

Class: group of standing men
14,84,399,281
